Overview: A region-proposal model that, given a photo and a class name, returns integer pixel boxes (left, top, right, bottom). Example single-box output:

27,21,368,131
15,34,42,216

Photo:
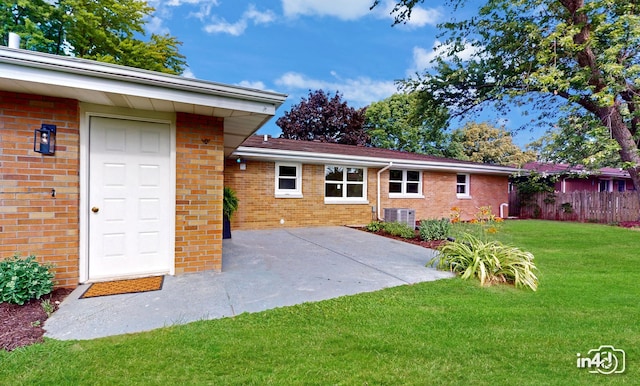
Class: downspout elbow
500,202,509,218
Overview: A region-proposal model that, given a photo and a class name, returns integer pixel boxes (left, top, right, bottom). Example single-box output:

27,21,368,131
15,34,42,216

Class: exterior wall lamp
34,124,56,155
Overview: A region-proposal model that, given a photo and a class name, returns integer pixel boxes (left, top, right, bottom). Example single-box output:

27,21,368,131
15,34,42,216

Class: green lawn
1,220,638,385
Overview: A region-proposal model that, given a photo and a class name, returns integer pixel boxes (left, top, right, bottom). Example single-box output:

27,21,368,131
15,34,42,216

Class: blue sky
146,0,542,147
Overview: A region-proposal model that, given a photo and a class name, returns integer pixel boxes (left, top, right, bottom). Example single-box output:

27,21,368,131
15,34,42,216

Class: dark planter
223,215,232,239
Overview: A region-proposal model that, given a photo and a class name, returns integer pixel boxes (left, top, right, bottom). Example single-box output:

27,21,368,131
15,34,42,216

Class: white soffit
0,47,287,155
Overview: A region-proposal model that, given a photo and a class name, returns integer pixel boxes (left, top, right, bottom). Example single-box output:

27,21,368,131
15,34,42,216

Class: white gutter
0,47,288,108
233,146,520,175
377,162,393,221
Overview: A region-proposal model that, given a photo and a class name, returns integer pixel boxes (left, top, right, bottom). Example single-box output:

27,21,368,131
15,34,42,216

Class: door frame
79,104,177,283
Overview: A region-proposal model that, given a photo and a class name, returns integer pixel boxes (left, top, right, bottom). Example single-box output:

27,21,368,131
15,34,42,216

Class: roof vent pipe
8,33,20,49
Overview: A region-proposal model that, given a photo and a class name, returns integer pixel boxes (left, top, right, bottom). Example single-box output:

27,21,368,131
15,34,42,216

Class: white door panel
89,117,172,280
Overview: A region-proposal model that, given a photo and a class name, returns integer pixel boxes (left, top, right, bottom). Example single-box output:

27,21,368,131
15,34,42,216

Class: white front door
88,116,172,280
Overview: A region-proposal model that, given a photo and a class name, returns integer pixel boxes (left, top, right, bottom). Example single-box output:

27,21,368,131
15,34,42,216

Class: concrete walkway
44,227,453,340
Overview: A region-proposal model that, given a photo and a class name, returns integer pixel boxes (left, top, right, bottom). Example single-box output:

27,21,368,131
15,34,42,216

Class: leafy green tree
374,0,640,190
452,122,537,166
365,92,457,156
527,114,622,169
0,0,185,74
277,90,369,146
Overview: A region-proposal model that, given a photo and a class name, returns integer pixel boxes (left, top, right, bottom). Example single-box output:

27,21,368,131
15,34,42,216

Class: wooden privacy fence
508,191,640,223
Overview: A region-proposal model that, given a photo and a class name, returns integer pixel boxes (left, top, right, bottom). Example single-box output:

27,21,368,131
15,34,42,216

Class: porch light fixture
34,124,56,155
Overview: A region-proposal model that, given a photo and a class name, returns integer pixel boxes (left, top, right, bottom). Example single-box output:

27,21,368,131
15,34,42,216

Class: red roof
240,135,513,169
523,162,630,178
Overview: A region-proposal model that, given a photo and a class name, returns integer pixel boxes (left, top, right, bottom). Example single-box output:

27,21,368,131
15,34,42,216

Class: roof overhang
0,47,287,156
233,146,519,175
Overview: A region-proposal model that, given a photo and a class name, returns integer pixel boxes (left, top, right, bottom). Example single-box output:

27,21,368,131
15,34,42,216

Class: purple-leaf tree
277,90,369,146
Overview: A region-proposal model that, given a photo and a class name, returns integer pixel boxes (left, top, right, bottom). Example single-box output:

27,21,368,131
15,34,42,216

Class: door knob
91,207,99,213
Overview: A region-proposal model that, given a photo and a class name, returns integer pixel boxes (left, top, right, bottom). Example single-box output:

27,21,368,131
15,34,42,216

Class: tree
527,114,622,169
0,0,186,75
374,0,640,191
365,92,458,156
277,90,369,145
452,122,536,166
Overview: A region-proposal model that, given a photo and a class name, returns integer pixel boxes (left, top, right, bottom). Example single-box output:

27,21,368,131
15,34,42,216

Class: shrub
0,254,55,305
365,221,384,232
430,234,538,291
382,222,416,239
419,218,451,241
223,187,239,219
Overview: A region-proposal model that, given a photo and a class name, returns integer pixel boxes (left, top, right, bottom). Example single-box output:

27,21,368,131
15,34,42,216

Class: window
598,179,610,192
389,169,423,197
324,165,367,203
456,174,470,198
275,163,302,197
616,180,626,192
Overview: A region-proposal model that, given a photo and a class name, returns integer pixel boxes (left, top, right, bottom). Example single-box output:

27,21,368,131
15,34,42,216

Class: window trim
388,169,424,198
275,162,303,198
456,173,471,199
324,165,369,204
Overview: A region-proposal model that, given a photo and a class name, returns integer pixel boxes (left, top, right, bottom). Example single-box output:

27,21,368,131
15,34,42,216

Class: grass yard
1,220,638,385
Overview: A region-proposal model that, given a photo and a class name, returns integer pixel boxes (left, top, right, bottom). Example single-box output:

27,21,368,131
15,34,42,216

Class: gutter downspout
377,162,393,221
500,203,509,218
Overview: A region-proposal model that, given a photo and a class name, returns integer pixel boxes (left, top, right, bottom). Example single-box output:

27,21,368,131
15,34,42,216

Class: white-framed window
389,169,423,198
324,165,368,204
275,162,302,198
598,179,611,192
456,173,471,198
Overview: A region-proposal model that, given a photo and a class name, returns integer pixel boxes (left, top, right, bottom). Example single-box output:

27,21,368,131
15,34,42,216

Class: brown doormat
80,276,164,299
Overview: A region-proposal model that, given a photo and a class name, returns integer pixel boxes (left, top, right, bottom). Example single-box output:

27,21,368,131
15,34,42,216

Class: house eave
233,146,520,175
0,47,288,156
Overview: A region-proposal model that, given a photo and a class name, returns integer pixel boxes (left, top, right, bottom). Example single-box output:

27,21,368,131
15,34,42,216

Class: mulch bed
356,227,448,249
1,288,73,351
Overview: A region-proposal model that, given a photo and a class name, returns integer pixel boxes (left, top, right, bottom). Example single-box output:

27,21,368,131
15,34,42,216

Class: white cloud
146,16,170,35
238,80,267,90
181,67,196,78
164,0,218,6
407,40,480,76
282,0,372,20
204,4,276,36
375,0,442,27
401,6,442,27
275,71,398,106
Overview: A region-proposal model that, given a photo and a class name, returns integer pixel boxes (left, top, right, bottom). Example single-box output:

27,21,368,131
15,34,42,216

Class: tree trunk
600,106,640,215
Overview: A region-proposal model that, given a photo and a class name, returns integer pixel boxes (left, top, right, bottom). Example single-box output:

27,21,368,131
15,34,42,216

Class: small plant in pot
223,187,239,239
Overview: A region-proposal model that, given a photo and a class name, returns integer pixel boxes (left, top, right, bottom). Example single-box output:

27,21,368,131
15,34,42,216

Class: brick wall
174,113,225,273
0,91,80,288
224,160,377,229
224,159,510,229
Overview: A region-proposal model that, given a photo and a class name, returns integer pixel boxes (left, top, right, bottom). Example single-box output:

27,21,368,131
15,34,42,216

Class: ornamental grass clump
431,233,539,291
0,254,55,305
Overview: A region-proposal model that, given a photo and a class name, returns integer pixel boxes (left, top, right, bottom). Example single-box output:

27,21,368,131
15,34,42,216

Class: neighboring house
522,162,636,193
225,136,518,230
0,46,286,287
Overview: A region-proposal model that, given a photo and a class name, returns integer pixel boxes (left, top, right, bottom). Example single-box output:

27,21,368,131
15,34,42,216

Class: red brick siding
0,91,80,288
225,160,510,229
174,113,225,273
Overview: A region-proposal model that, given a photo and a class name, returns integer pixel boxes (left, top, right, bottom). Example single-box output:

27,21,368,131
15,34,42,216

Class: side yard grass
1,220,638,384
